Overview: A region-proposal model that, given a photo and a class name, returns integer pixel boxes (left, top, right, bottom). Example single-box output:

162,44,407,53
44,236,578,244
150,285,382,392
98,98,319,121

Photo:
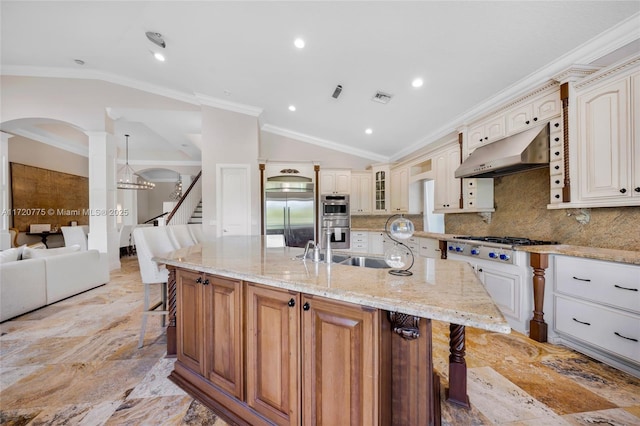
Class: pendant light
117,134,155,190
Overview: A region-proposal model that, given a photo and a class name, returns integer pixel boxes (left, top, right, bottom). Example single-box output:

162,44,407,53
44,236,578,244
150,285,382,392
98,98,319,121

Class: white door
217,164,251,236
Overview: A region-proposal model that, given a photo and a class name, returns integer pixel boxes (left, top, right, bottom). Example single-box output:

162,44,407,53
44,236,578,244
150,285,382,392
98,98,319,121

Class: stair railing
166,171,202,225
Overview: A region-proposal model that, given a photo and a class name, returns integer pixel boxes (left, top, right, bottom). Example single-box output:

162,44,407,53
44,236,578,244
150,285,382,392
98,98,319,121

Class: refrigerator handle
287,207,291,242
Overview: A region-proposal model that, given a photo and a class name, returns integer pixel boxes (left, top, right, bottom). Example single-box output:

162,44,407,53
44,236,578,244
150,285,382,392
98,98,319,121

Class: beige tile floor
1,257,639,425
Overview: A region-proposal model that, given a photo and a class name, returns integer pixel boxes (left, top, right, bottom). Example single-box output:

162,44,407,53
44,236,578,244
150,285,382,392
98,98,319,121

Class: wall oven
320,194,350,249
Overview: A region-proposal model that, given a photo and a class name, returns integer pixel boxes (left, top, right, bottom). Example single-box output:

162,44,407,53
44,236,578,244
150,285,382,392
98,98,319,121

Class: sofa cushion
23,244,80,259
0,247,21,263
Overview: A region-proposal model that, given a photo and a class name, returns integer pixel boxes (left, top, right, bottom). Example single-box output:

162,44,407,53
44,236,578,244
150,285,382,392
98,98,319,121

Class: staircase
188,201,203,224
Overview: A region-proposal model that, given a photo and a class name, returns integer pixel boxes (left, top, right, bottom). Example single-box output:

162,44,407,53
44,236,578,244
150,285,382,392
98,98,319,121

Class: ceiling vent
332,85,343,99
371,91,393,104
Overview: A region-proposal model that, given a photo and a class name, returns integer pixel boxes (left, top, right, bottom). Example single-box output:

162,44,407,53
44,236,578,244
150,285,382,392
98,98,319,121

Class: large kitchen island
155,236,510,426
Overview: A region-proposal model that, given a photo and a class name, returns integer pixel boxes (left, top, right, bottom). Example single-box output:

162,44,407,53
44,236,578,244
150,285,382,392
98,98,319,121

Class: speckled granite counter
517,244,640,265
155,235,509,334
352,229,640,265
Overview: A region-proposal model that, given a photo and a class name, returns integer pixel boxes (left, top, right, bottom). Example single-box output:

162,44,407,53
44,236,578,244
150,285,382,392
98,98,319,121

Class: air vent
372,91,393,104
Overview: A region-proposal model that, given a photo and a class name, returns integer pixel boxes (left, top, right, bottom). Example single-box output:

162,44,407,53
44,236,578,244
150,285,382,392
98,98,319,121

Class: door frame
216,164,252,238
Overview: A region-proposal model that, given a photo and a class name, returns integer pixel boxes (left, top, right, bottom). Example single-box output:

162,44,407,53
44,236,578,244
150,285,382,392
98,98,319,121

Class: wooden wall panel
10,163,89,231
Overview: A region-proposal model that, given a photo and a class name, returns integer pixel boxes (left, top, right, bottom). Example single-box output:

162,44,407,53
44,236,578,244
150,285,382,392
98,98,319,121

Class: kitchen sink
297,252,389,268
338,255,389,269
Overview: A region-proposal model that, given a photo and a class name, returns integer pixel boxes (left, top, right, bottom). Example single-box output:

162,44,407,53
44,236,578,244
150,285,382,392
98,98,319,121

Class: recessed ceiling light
411,78,424,88
365,128,373,135
288,105,296,112
154,52,165,62
294,38,305,49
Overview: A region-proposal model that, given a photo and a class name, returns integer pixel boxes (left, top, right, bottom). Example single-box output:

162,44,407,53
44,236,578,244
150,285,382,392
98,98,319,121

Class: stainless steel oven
320,194,350,249
321,194,349,216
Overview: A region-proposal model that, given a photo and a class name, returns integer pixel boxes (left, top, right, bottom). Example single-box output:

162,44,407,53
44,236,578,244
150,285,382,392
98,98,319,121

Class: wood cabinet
575,71,638,204
350,171,372,215
176,269,244,398
433,144,461,212
552,256,640,373
176,268,204,374
320,169,351,194
246,284,300,425
302,295,380,425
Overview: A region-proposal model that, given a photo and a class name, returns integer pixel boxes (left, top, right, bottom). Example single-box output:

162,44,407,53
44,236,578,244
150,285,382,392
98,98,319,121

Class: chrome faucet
324,227,333,264
303,240,316,259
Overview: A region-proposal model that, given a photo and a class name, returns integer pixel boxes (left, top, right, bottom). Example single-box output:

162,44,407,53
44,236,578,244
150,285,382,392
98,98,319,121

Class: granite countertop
352,228,640,265
155,235,510,334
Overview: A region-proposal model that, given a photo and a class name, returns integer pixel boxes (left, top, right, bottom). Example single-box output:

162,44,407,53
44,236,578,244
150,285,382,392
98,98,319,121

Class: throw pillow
0,247,21,264
22,244,81,259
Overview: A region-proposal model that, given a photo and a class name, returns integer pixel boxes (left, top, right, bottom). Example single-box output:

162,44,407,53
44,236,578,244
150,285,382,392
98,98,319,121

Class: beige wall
136,182,175,223
8,135,89,177
444,168,640,251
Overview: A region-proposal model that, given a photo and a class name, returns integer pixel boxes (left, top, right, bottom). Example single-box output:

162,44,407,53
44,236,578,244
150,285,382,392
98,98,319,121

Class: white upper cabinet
371,164,390,214
575,70,639,205
467,115,505,153
350,171,372,215
506,91,560,135
390,166,409,213
320,169,351,194
433,144,461,212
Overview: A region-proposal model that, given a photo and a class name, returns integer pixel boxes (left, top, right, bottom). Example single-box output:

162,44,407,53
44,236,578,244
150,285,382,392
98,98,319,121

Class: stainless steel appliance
265,177,315,248
445,236,555,334
455,123,550,178
320,194,350,249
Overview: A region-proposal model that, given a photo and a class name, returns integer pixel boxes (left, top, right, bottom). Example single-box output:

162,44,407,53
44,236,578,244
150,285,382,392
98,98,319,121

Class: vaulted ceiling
1,1,639,164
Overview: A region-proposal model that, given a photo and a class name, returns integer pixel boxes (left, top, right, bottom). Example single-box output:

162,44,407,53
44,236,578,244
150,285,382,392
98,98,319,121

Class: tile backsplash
445,168,639,251
351,168,639,251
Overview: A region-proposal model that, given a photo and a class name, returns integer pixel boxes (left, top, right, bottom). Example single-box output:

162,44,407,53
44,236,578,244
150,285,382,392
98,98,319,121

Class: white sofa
0,248,109,322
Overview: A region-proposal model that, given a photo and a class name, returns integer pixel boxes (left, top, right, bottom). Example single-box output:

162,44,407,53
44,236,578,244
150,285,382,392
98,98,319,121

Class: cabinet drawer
555,256,640,313
550,188,563,203
549,130,563,148
555,296,640,363
549,159,563,176
351,242,368,251
550,148,563,162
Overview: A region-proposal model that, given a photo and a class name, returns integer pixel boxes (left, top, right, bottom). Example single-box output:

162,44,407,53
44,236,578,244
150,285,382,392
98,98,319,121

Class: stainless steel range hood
455,123,550,178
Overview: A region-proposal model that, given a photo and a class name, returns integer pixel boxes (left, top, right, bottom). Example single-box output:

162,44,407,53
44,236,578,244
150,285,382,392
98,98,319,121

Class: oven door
322,202,348,216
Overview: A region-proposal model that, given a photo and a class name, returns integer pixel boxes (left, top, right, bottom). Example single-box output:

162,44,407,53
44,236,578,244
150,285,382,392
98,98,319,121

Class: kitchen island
155,236,509,425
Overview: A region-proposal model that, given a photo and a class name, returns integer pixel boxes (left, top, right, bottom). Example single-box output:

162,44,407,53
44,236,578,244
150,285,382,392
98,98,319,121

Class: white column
0,133,11,249
87,131,120,270
180,174,192,190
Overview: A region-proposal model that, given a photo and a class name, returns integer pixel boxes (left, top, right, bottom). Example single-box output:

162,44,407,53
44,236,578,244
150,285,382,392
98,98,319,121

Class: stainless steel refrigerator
265,189,315,248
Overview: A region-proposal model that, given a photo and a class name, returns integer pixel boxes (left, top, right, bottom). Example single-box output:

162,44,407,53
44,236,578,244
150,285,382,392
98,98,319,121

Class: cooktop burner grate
453,236,557,246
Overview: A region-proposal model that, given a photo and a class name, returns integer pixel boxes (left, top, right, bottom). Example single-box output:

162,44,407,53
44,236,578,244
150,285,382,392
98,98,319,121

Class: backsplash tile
445,168,639,251
351,168,639,251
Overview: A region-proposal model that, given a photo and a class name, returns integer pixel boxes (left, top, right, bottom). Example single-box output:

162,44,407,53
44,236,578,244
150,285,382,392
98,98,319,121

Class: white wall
260,130,373,170
201,106,260,238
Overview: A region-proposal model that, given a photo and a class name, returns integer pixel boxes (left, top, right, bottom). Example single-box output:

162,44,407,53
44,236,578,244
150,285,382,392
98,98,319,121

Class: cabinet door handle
572,318,591,326
635,187,640,193
533,117,538,122
614,332,638,342
620,188,627,194
554,122,560,128
303,302,310,311
288,298,296,307
614,284,638,292
525,120,530,125
478,268,483,272
203,279,210,285
196,277,202,284
572,276,591,282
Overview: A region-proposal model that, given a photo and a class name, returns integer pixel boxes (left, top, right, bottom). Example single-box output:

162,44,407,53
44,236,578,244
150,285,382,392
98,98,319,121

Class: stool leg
161,282,167,327
138,284,150,348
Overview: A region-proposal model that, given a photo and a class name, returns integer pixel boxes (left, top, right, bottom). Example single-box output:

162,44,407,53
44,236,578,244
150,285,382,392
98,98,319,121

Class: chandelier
117,134,155,190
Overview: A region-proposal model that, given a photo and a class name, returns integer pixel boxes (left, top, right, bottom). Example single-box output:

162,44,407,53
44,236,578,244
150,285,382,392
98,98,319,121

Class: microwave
321,194,349,216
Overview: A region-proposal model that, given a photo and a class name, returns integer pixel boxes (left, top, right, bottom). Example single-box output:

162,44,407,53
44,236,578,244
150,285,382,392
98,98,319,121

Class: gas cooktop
452,236,557,246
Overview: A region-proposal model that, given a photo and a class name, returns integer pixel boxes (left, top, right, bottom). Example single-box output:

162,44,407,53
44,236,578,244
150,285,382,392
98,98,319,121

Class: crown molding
261,124,388,163
194,93,263,117
552,65,603,83
574,55,640,90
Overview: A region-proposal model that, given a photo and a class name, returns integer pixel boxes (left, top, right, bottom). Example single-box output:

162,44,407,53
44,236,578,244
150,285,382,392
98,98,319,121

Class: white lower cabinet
552,255,640,375
350,231,368,253
419,238,441,259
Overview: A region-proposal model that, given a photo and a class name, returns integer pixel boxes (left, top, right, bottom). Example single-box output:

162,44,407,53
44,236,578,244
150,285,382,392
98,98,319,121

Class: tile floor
1,257,639,425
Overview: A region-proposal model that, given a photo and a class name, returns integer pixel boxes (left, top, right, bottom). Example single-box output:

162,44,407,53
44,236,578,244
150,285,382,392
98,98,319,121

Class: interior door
218,165,251,236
